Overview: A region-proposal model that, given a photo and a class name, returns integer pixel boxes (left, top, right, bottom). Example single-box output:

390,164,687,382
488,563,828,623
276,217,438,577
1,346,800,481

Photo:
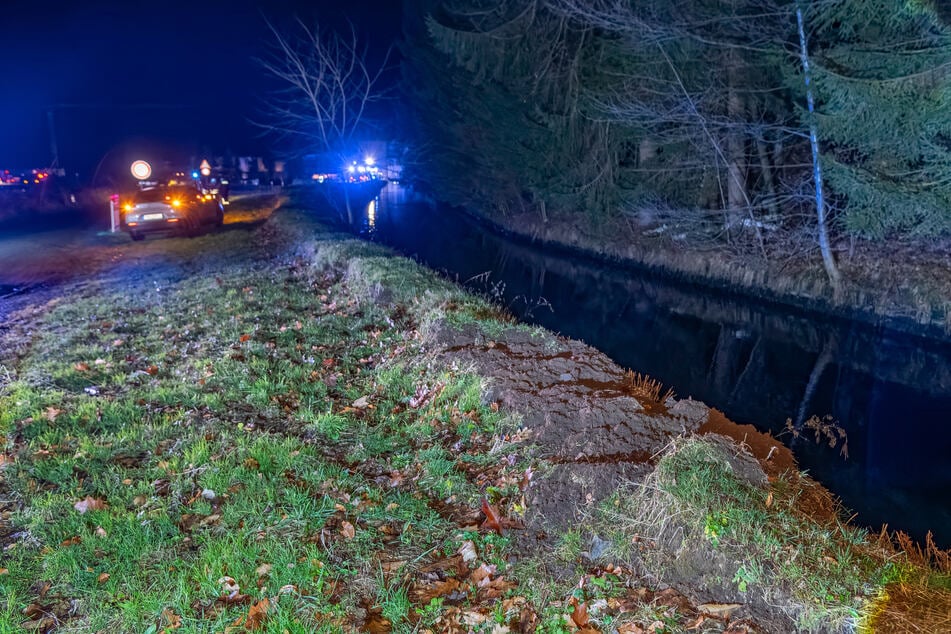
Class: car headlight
171,199,182,208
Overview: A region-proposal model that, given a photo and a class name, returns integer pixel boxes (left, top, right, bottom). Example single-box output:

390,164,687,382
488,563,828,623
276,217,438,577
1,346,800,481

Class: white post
110,198,118,233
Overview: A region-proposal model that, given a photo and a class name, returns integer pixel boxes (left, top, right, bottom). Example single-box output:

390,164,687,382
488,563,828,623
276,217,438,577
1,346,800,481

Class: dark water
351,183,951,547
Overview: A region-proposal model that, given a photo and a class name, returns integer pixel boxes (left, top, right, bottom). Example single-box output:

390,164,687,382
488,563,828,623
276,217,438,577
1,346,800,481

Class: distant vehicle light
192,171,199,179
171,199,181,207
347,165,356,173
365,156,375,166
167,218,180,223
123,203,133,211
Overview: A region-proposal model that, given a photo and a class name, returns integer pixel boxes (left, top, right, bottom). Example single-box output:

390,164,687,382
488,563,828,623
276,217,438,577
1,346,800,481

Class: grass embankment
1,203,948,632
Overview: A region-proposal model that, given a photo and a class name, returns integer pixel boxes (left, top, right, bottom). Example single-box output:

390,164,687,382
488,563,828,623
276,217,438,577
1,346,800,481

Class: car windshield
134,187,196,203
134,188,167,203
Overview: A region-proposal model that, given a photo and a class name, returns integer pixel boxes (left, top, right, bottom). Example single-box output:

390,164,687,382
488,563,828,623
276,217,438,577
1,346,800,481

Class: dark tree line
400,0,951,287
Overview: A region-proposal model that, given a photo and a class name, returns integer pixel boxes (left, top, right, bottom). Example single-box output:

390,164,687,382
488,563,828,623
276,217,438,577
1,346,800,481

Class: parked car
123,185,223,241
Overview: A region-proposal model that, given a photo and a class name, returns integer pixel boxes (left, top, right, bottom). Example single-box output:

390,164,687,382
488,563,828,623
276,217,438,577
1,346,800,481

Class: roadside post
109,194,119,233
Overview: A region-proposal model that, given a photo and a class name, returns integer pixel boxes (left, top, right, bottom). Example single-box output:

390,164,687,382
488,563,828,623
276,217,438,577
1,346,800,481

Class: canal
350,183,951,547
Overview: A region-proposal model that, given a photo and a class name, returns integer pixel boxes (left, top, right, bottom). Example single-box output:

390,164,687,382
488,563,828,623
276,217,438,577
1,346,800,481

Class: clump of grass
600,436,887,631
625,370,674,405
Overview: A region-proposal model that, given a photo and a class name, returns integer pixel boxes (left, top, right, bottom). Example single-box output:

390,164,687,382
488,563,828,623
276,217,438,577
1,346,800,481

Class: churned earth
0,193,948,633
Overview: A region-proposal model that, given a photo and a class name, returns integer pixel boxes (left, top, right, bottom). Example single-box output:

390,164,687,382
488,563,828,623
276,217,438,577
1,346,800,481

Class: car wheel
130,231,144,242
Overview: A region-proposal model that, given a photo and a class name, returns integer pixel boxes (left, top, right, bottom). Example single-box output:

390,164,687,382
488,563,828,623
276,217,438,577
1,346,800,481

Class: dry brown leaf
161,607,182,630
255,563,272,577
73,496,108,514
43,407,62,422
480,498,503,535
97,572,110,584
340,521,356,539
239,334,251,343
74,362,90,372
458,540,478,563
698,603,744,618
219,576,240,594
471,563,496,587
0,568,9,575
569,596,590,628
246,598,270,630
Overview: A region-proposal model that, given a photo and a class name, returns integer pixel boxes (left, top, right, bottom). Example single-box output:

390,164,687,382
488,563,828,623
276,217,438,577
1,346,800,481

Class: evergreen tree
803,0,951,237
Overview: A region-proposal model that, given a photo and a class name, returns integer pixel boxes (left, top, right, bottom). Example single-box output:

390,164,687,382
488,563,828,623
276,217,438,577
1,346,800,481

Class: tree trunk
756,137,780,218
796,4,842,295
726,67,747,226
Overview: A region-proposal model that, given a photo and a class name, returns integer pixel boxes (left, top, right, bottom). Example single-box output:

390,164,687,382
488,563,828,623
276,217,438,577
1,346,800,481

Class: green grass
0,206,543,633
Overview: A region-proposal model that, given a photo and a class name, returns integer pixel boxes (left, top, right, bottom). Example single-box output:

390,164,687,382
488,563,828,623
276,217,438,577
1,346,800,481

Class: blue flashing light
191,171,199,179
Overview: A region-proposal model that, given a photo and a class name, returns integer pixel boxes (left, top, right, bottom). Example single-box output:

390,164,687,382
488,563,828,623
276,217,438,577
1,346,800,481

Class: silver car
123,186,223,241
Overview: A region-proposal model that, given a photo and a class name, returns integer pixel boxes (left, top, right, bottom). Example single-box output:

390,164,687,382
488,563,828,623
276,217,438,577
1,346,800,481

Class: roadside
1,197,948,632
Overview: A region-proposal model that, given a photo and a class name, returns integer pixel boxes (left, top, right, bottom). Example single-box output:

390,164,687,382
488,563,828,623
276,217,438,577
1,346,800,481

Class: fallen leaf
340,521,356,539
698,603,744,618
352,396,371,409
161,607,182,630
97,572,110,584
569,596,589,628
60,535,82,547
219,576,240,594
246,598,270,630
239,334,251,343
255,563,272,577
471,563,497,587
765,491,773,508
74,362,90,372
0,568,9,575
74,496,108,514
458,540,478,563
43,407,61,422
146,365,159,376
480,498,503,535
95,526,108,537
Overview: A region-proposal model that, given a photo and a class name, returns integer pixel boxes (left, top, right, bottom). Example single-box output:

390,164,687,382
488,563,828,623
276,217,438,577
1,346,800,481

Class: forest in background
400,0,951,292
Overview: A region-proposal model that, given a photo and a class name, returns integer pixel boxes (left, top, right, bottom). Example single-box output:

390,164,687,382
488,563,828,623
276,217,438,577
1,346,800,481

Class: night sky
0,0,402,181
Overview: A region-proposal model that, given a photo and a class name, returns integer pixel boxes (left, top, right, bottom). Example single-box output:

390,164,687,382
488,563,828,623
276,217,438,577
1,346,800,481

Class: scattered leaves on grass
340,520,356,539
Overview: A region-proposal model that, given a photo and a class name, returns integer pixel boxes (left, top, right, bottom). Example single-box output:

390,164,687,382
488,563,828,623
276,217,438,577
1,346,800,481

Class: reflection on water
358,183,951,546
